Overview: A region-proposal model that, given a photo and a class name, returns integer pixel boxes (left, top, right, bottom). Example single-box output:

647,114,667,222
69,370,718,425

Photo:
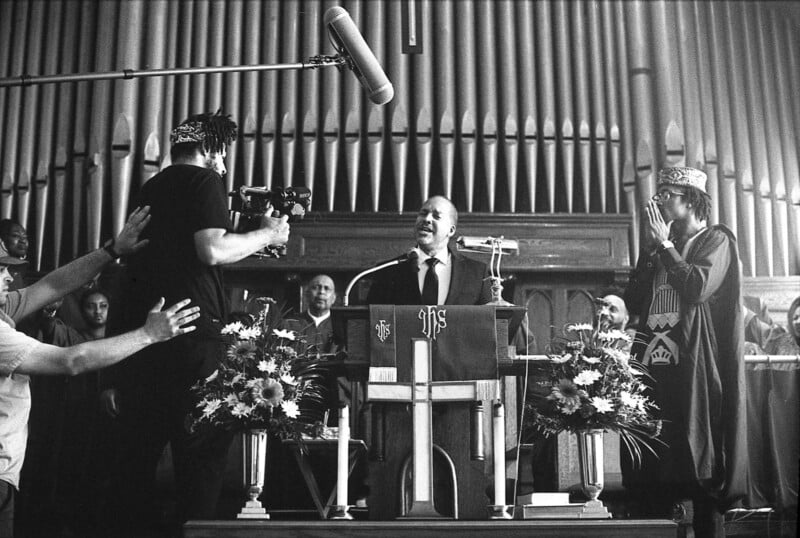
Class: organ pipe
0,0,794,279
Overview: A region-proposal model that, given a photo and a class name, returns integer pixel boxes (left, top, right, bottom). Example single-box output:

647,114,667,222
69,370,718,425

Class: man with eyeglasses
622,167,747,538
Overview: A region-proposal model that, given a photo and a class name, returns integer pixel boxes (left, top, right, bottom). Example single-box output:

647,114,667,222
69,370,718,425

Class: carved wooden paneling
227,213,633,275
517,282,618,355
525,291,553,355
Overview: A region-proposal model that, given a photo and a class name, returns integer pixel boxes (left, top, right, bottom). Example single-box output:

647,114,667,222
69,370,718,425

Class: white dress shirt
414,247,452,305
308,311,330,327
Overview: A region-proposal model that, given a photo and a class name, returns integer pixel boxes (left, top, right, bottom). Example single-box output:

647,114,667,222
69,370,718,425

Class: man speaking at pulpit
360,196,509,519
366,196,492,307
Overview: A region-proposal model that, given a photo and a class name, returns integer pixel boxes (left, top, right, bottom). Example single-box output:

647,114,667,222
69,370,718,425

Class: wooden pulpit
332,305,525,520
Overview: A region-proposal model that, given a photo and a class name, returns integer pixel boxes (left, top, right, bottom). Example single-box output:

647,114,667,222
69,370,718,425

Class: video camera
229,185,312,257
229,185,311,229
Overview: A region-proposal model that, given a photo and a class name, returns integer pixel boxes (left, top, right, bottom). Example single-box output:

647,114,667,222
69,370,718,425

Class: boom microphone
324,6,394,106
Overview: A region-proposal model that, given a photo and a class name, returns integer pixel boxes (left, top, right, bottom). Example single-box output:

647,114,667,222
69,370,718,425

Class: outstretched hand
143,298,200,342
113,206,152,256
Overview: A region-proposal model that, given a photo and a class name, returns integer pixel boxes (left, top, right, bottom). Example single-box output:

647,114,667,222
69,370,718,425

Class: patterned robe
623,224,748,509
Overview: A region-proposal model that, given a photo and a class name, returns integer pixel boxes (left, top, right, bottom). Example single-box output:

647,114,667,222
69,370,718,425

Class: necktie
421,258,439,305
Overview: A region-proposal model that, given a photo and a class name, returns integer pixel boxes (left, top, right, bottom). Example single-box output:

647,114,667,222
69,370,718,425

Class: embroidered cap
657,166,707,193
169,110,237,154
170,121,207,145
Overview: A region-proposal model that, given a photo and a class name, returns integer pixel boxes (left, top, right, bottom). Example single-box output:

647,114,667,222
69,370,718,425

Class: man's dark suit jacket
365,247,493,305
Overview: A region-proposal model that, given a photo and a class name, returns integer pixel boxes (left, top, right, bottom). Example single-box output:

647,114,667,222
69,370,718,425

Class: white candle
493,402,505,506
337,405,350,507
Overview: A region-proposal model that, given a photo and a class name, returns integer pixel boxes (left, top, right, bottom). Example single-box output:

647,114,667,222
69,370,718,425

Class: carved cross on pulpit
367,337,498,518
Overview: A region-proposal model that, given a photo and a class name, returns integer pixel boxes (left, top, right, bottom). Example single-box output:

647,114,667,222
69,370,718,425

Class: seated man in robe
283,274,339,424
270,275,347,512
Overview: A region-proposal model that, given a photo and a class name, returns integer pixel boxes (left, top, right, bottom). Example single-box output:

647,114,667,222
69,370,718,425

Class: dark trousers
105,336,232,533
19,373,107,536
0,480,14,538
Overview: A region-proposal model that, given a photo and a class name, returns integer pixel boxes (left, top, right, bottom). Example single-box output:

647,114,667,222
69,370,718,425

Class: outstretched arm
20,207,151,318
14,297,199,376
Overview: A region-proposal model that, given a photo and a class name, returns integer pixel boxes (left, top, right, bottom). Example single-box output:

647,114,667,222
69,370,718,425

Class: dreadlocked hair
683,186,712,222
196,110,237,154
170,110,237,162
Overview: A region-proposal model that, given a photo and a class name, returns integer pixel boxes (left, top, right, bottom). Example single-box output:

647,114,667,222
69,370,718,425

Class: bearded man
105,111,290,532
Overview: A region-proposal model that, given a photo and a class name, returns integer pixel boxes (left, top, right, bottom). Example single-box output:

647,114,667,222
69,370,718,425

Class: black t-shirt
123,164,232,337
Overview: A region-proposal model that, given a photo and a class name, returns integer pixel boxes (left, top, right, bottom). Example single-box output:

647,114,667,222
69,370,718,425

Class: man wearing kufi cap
104,111,290,532
623,166,747,537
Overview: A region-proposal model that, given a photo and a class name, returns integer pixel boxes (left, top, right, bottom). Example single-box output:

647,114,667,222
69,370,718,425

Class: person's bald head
600,294,630,330
414,196,458,256
305,274,337,317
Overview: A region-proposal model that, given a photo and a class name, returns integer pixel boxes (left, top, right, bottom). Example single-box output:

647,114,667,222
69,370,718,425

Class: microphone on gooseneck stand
324,6,394,106
343,250,418,306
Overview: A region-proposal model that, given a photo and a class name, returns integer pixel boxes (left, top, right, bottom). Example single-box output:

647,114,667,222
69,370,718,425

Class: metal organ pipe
0,0,795,278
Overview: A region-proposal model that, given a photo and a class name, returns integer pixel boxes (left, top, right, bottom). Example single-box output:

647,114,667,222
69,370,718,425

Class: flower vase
237,429,270,519
575,428,611,518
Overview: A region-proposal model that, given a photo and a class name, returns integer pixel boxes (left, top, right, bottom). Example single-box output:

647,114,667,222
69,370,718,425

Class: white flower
225,394,240,407
281,400,300,419
238,326,262,340
581,355,601,364
277,345,298,357
258,359,277,373
619,391,638,407
273,329,297,341
231,402,252,417
281,374,298,386
591,396,614,413
566,323,593,332
201,399,222,417
604,347,629,364
204,369,219,383
598,329,631,342
573,369,602,386
221,321,243,335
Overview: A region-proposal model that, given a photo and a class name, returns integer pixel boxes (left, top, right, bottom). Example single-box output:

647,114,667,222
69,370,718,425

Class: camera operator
103,111,289,534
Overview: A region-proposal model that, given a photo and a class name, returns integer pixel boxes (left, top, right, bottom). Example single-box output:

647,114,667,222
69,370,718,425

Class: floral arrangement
188,299,327,440
526,303,662,463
